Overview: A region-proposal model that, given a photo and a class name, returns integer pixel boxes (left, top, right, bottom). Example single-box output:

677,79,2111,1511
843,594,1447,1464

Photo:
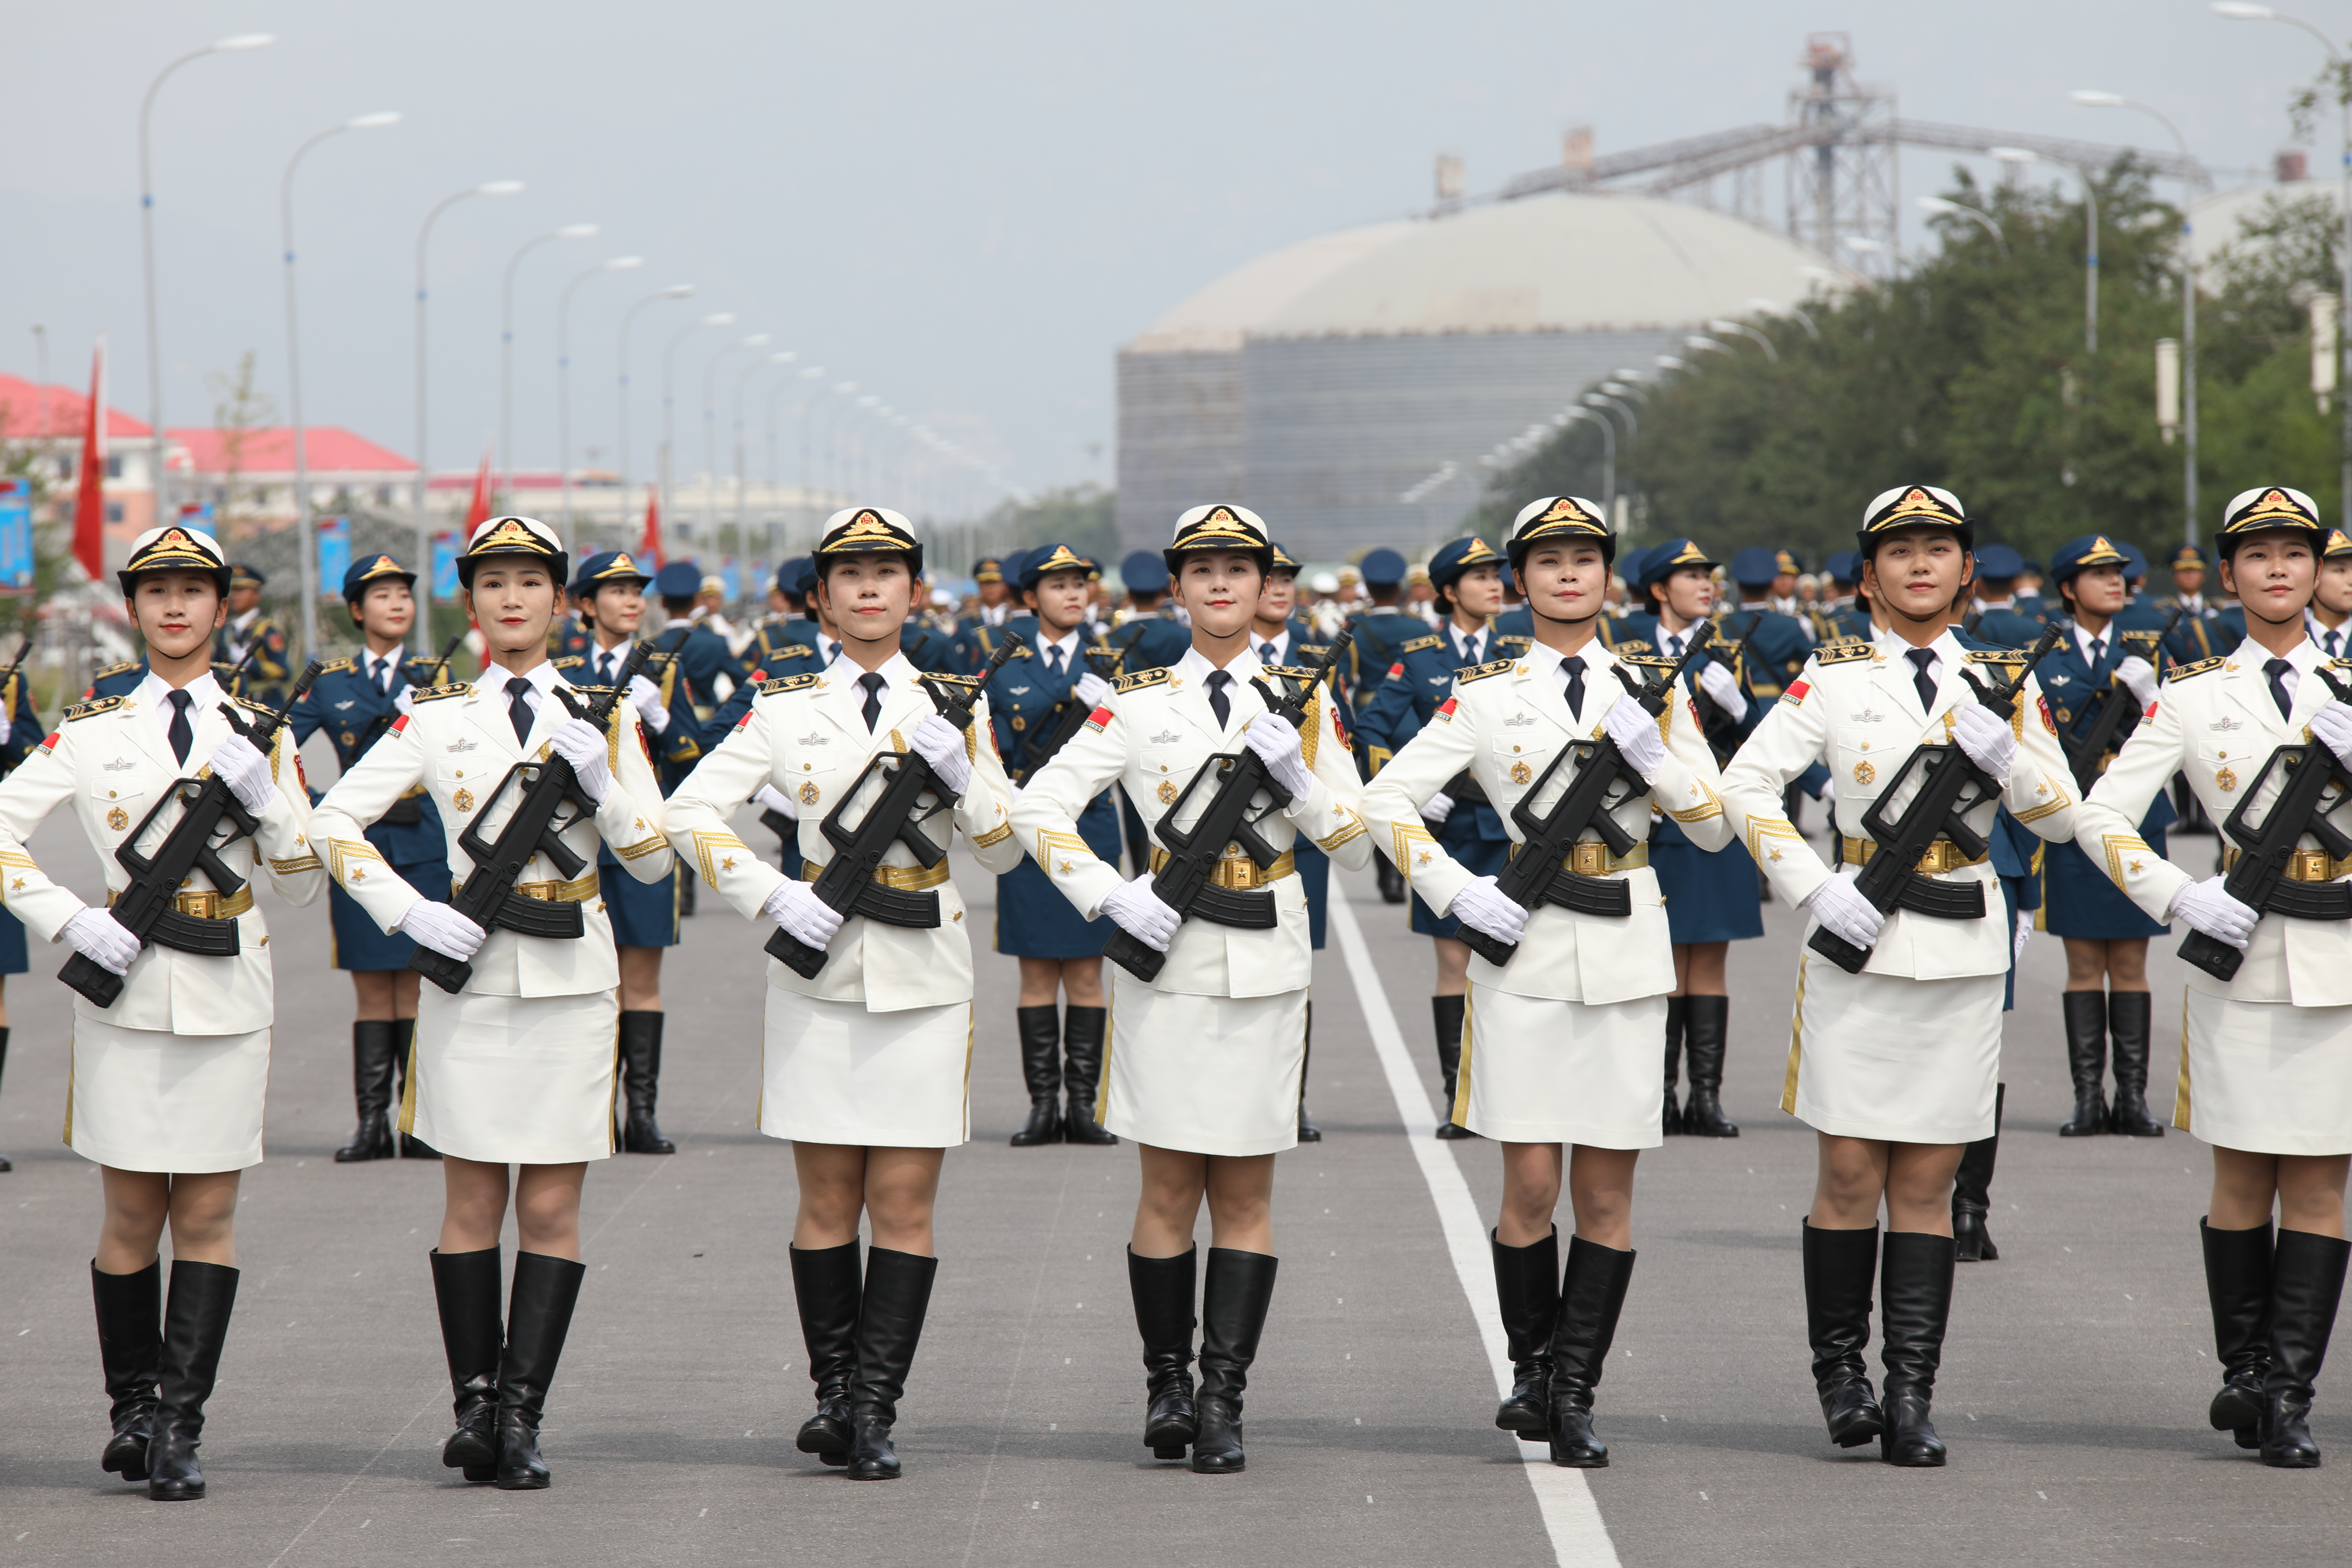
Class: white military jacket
1720,630,2078,980
1010,646,1372,999
2077,636,2352,1006
662,651,1021,1012
0,674,324,1034
1360,639,1732,1004
309,668,672,999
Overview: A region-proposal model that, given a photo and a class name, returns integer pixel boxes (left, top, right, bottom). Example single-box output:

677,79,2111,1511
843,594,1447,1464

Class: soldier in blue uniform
2154,543,2226,662
2311,528,2352,656
1724,546,1821,838
1355,535,1513,1141
0,639,45,1171
1965,545,2046,645
215,563,292,710
1820,551,1873,640
289,553,459,1163
2035,535,2174,1141
1344,547,1425,905
744,558,821,671
651,561,750,721
2013,558,2049,622
950,554,1019,674
1106,550,1192,876
980,542,1121,1149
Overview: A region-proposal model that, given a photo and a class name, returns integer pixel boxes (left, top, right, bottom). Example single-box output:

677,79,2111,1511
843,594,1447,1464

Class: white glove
1073,672,1113,708
1952,703,2017,785
910,713,973,794
1448,875,1529,945
754,783,797,820
1803,867,1886,949
1245,712,1312,799
2014,909,2034,961
628,673,670,736
1421,790,1455,825
1098,872,1180,952
393,686,416,717
397,899,486,962
550,717,613,804
2170,874,2259,950
62,908,140,975
762,877,844,950
209,734,276,813
2312,700,2352,768
2114,655,2158,710
1698,660,1749,722
1602,694,1666,782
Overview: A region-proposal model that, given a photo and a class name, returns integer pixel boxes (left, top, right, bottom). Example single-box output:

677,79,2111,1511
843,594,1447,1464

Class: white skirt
760,987,973,1148
67,1018,270,1174
1780,953,2001,1144
1101,972,1304,1157
403,987,618,1164
1457,984,1665,1148
2177,986,2352,1155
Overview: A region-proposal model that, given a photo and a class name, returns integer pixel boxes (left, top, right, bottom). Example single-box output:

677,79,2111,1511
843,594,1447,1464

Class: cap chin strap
1530,600,1602,629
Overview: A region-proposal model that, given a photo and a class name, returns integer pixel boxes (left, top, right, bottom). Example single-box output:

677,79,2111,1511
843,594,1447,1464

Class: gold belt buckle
177,890,218,918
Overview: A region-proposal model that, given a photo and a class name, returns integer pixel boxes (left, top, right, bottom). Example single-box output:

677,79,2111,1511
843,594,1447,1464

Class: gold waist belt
2221,846,2352,883
1842,839,1988,875
1508,841,1650,876
1148,847,1297,890
455,872,601,903
111,886,254,919
804,859,952,892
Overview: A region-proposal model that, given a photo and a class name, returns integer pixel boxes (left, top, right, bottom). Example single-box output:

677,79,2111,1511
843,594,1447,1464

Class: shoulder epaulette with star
1614,639,1656,656
768,643,813,661
407,682,472,703
231,695,279,717
1399,634,1442,655
1965,649,2027,667
1457,657,1517,684
2165,656,2226,682
62,695,127,722
1295,643,1331,660
551,655,585,670
2119,629,2164,648
317,656,358,675
760,673,824,695
1260,665,1325,681
925,672,982,690
1493,635,1532,652
2333,657,2352,674
93,659,139,679
1112,668,1171,693
1617,653,1676,671
1813,643,1876,666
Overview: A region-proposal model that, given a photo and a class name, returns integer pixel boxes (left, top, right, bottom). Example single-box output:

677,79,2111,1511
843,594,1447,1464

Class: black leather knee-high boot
2106,990,2164,1137
1128,1245,1198,1460
146,1260,239,1500
846,1247,939,1479
1433,995,1476,1140
618,1010,677,1154
334,1021,397,1162
2058,990,2109,1136
1009,1006,1063,1147
1953,1083,2003,1262
431,1247,503,1482
2261,1227,2351,1469
1491,1228,1558,1436
92,1258,161,1482
1547,1236,1634,1468
1376,855,1406,905
2200,1218,2272,1449
1878,1231,1955,1467
1192,1248,1278,1474
1803,1220,1883,1448
790,1241,861,1466
394,1019,438,1159
1064,1005,1118,1144
1679,995,1739,1136
1661,996,1688,1137
0,1026,15,1170
493,1251,586,1490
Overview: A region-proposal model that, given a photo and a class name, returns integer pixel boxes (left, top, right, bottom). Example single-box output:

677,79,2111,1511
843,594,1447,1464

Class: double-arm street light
659,313,735,548
1990,147,2099,353
616,283,696,548
556,256,644,548
2214,2,2352,522
140,32,273,527
702,334,769,536
1558,406,1616,518
1918,195,2009,256
499,223,599,498
283,110,401,660
734,350,797,554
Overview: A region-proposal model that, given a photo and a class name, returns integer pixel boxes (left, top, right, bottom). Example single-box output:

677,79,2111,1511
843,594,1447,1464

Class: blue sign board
0,477,31,590
431,533,460,602
316,517,351,596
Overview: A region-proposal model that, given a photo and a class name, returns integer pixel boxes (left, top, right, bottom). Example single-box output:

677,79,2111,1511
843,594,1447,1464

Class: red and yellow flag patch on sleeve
1434,696,1459,722
1084,705,1114,732
390,714,410,736
38,731,59,754
1783,680,1809,705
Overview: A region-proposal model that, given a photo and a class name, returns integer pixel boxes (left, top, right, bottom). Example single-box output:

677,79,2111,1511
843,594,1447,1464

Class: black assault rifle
1456,623,1718,969
2179,665,2352,981
0,635,35,780
62,659,324,1008
2063,605,2183,793
1012,641,1127,786
1807,623,2063,975
411,641,658,994
765,632,1022,979
1101,631,1353,983
352,629,469,761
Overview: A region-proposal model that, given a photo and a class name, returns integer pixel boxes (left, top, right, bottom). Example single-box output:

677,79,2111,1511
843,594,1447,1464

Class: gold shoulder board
1965,650,2026,666
2165,656,2226,682
1458,657,1517,684
1399,634,1442,655
1613,639,1656,656
408,682,472,703
93,660,139,678
63,695,128,722
1112,668,1172,693
318,656,358,675
759,673,824,695
1493,635,1532,651
1617,653,1675,671
1814,643,1876,666
774,643,813,660
550,655,584,670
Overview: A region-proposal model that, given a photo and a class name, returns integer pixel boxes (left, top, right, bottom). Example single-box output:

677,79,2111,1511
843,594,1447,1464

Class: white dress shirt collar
1175,643,1263,689
134,668,224,749
481,656,563,715
1035,625,1082,663
823,648,919,691
1253,626,1291,664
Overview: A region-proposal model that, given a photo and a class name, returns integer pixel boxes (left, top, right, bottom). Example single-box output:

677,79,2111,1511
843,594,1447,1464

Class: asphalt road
3,805,2346,1568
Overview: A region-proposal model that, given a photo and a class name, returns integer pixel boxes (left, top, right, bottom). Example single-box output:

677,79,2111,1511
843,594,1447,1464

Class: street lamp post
556,255,643,551
1991,147,2099,353
701,335,769,538
616,283,695,555
1560,407,1616,518
1702,321,1778,362
659,313,734,556
414,179,523,651
499,223,599,501
1917,195,2009,255
735,351,795,561
2213,2,2352,523
141,33,274,528
2074,90,2205,541
282,110,401,662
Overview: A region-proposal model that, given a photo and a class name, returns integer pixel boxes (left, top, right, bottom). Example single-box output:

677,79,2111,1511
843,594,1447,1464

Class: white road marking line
1332,884,1620,1568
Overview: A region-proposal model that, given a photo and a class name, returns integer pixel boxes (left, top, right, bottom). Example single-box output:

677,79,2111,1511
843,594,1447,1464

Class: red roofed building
0,373,161,544
167,425,420,522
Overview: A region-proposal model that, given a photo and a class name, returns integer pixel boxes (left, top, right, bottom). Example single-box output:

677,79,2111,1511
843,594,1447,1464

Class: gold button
1860,741,1869,751
455,769,463,778
1513,744,1521,753
108,790,116,798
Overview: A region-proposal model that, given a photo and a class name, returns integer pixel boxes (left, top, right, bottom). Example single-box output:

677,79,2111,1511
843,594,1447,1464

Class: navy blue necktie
1206,670,1232,729
859,672,886,732
2267,658,2295,720
1907,648,1938,712
506,677,534,744
165,690,193,765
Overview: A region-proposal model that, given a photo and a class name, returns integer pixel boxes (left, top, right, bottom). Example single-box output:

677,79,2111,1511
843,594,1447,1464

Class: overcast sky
0,1,2331,513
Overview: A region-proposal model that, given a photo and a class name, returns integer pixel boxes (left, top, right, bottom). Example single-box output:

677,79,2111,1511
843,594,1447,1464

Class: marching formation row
5,480,2347,1503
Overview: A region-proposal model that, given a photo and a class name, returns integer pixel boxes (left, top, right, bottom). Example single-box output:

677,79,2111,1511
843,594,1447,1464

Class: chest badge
1150,729,1182,746
340,730,356,748
452,788,475,813
1851,708,1886,724
1009,685,1031,696
1157,779,1178,805
1853,761,1877,786
446,737,478,753
103,757,135,772
2211,716,2244,731
800,780,821,807
2216,766,2238,793
1510,761,1532,786
1504,713,1537,728
797,733,829,747
106,806,129,832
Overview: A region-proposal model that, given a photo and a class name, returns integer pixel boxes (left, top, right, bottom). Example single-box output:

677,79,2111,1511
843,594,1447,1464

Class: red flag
463,443,494,531
71,341,106,583
638,485,663,569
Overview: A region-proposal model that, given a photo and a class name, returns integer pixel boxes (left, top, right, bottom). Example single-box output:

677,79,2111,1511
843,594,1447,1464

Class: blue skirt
1410,832,1510,939
997,795,1123,959
1651,826,1764,944
604,857,681,949
2042,830,2169,940
0,905,26,975
330,858,454,971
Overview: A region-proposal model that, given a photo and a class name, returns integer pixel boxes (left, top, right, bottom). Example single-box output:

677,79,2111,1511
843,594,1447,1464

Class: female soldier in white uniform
311,514,674,1491
1360,497,1734,1468
662,506,1021,1482
1012,503,1372,1475
0,524,322,1500
1721,486,2078,1467
2073,486,2352,1468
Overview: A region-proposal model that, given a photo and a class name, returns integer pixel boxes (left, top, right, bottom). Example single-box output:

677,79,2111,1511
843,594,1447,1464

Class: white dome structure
1116,193,1835,557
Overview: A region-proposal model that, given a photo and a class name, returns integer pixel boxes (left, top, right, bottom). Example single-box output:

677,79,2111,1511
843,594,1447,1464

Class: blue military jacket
288,651,451,868
2033,621,2175,840
985,626,1122,796
1355,622,1510,849
1713,603,1812,700
1,660,45,772
561,638,709,795
748,615,823,672
214,612,292,708
1966,603,2046,649
1106,608,1192,674
950,612,1022,676
1342,608,1429,720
